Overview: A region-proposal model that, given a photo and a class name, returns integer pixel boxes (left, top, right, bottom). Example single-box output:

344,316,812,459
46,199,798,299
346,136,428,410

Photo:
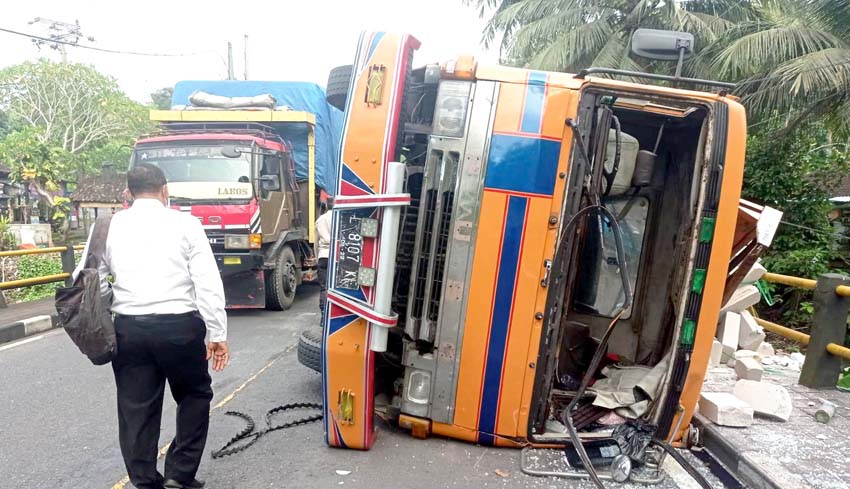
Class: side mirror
221,146,242,159
260,175,281,192
631,29,694,61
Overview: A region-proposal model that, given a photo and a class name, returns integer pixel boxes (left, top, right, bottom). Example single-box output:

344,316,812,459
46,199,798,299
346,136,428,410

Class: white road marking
0,330,60,352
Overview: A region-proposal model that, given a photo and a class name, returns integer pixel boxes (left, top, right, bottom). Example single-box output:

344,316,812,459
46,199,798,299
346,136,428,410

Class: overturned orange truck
316,30,748,482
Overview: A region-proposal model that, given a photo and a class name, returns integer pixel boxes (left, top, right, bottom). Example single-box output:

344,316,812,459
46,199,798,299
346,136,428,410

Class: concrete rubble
737,310,766,351
735,357,764,381
702,261,795,428
732,379,793,421
716,311,740,361
699,392,754,427
720,284,761,316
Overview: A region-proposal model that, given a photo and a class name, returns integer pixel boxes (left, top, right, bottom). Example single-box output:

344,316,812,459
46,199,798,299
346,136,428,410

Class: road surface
0,287,728,489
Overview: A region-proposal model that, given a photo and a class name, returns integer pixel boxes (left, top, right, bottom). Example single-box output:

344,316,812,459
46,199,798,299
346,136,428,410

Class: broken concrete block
732,380,792,421
709,340,723,367
699,392,754,427
734,349,757,360
716,311,741,361
735,357,764,381
720,285,761,315
742,261,767,284
756,342,775,359
738,310,766,351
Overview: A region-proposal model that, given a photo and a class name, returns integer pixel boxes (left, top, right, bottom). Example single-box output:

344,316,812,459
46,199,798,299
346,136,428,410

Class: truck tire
326,65,352,111
297,327,323,373
266,245,297,311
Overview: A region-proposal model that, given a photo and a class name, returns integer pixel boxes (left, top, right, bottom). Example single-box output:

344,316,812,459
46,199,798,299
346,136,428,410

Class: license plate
223,256,242,265
334,211,364,290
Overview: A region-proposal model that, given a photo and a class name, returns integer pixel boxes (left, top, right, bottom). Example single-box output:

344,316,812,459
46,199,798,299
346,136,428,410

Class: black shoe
163,479,205,489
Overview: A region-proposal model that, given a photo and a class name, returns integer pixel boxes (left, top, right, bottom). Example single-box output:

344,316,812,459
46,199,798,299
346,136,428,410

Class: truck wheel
326,65,352,110
297,327,322,373
266,245,298,311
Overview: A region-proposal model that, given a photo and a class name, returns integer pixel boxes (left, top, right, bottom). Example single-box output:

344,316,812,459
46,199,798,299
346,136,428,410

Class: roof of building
70,170,126,204
832,174,850,201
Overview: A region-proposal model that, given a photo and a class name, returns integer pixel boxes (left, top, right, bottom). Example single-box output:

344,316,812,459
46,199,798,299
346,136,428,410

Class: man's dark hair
127,163,167,196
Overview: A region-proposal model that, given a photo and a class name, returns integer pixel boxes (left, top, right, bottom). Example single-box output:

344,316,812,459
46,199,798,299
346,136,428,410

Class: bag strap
84,214,114,269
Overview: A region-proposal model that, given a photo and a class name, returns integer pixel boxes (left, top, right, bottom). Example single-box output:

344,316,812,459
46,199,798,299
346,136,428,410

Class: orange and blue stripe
477,195,529,444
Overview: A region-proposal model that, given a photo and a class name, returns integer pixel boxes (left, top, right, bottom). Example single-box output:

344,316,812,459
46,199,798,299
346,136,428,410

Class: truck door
258,152,289,239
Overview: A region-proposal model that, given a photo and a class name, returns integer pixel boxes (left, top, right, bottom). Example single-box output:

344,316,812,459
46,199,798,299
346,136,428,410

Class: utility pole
243,34,248,80
27,18,94,63
227,42,235,80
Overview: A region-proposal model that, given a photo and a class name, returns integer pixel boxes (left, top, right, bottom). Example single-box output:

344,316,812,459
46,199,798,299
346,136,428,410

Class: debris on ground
814,401,836,424
494,469,510,478
732,379,792,421
699,392,754,427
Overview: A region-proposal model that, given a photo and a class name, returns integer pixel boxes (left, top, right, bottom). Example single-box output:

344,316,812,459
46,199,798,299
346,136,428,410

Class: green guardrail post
60,245,76,287
800,273,850,388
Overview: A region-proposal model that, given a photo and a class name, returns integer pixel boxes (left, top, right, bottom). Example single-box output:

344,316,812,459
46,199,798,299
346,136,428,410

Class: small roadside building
69,165,126,231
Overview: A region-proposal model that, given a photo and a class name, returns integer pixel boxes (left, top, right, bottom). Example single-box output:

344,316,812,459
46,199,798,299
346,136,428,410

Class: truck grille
393,170,424,323
407,149,460,343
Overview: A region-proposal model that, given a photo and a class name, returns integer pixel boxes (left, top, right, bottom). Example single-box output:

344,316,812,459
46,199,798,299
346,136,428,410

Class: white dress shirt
315,211,332,260
74,199,227,342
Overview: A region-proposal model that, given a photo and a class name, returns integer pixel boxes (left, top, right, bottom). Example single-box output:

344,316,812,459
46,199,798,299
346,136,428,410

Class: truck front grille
407,148,460,343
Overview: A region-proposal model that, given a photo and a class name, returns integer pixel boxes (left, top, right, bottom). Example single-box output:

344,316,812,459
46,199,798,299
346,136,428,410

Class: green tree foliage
11,255,63,302
743,124,849,279
470,0,746,73
474,1,850,132
0,126,70,202
0,61,149,158
0,61,152,216
150,87,174,110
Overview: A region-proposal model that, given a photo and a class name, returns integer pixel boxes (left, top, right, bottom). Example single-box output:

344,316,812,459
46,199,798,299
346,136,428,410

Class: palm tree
472,0,850,132
470,0,751,75
699,0,850,132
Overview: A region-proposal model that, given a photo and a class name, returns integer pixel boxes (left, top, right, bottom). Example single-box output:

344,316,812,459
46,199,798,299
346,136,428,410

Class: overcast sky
1,0,499,103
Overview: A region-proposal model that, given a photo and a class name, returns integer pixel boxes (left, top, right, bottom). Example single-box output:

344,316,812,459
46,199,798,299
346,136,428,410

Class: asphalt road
0,287,729,489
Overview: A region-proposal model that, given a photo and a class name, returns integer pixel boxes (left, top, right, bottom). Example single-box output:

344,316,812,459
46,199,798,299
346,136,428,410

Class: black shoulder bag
55,215,116,365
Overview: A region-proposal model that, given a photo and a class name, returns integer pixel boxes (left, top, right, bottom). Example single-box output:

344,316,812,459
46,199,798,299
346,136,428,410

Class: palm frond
683,0,760,23
525,18,615,72
506,7,594,61
711,25,844,79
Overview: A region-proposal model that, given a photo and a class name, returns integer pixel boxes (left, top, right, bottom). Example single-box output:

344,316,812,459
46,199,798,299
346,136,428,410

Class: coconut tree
699,0,850,132
470,0,754,75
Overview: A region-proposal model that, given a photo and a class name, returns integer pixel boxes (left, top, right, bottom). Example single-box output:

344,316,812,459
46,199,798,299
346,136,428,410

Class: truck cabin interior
531,90,712,443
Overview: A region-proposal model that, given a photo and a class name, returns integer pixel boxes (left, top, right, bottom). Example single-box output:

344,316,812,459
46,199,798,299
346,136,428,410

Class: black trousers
112,313,213,489
318,257,328,323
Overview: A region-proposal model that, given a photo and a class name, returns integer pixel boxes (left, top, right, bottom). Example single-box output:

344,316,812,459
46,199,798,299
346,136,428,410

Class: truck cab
132,127,307,309
319,30,748,483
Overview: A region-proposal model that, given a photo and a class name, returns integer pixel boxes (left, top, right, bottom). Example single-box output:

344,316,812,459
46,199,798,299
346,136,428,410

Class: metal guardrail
760,272,850,388
0,245,85,294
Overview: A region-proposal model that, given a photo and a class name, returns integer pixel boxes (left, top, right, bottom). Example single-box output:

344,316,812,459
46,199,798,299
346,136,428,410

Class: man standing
315,201,333,323
76,163,227,489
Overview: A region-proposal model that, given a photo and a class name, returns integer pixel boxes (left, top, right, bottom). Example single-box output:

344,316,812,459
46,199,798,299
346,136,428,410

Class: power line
0,26,211,57
779,219,850,241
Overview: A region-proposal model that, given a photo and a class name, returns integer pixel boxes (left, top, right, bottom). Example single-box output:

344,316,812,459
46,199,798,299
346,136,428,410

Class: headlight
432,80,471,138
406,370,432,405
224,234,262,250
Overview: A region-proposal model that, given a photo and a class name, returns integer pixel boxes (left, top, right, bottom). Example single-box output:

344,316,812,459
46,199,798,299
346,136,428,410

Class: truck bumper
215,253,266,309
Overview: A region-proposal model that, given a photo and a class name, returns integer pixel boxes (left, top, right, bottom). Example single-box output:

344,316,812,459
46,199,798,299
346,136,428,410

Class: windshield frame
131,139,259,203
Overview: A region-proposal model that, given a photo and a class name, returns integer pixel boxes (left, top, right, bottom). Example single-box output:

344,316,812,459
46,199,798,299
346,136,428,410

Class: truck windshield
134,144,251,183
134,144,254,201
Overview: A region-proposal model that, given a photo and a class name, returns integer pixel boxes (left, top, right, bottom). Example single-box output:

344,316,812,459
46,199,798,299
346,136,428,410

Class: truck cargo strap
327,290,399,328
333,193,411,209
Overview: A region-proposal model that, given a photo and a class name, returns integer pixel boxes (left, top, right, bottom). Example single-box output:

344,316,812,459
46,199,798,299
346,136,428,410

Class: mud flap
217,254,266,309
322,31,419,450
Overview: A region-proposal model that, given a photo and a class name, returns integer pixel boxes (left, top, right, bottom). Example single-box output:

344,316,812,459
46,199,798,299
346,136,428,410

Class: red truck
131,81,343,309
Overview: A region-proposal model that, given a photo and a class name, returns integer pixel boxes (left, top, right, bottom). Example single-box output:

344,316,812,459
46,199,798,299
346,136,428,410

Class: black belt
114,311,199,323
